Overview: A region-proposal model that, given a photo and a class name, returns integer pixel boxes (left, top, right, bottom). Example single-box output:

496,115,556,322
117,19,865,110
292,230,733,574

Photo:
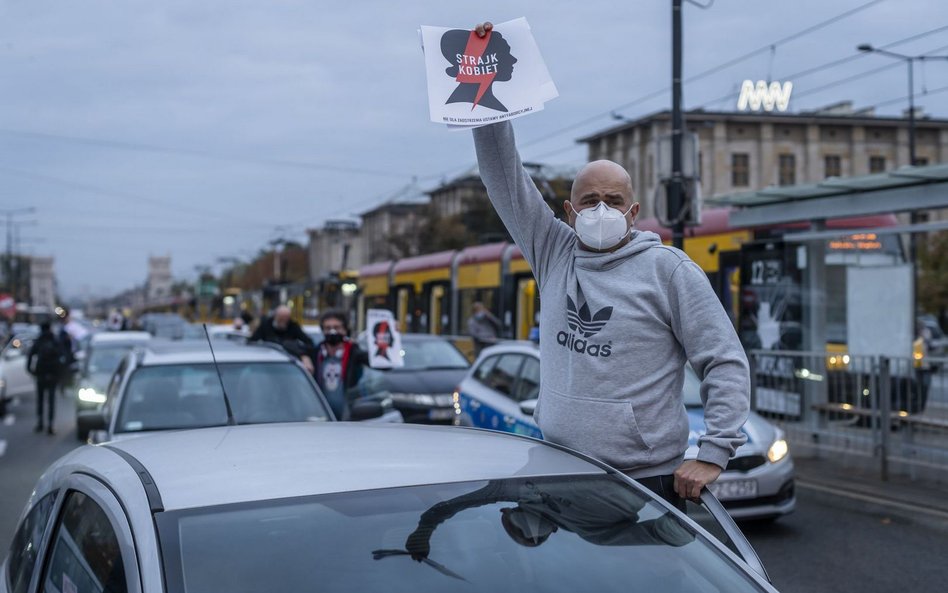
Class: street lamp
857,44,948,166
858,44,948,331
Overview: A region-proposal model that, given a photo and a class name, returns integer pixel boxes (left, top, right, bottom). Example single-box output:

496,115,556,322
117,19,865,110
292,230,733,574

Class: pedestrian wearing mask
468,301,503,356
313,311,368,419
467,21,749,505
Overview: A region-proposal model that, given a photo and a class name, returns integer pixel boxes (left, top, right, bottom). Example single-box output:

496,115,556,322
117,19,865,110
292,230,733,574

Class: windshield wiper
372,549,467,582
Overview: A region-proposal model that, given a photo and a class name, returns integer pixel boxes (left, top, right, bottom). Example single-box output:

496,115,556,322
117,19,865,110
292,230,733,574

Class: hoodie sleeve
472,121,574,288
667,260,750,469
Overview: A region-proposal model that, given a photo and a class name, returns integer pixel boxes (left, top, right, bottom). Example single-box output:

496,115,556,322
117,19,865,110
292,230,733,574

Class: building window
869,156,886,173
698,151,704,180
824,155,841,178
731,153,749,187
915,157,929,166
778,154,796,186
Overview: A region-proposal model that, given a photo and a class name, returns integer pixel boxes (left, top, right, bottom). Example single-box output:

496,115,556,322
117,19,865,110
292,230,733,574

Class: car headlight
77,388,107,404
767,438,789,463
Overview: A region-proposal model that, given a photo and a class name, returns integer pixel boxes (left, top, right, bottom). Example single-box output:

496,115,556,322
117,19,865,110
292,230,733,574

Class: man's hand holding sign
422,19,750,508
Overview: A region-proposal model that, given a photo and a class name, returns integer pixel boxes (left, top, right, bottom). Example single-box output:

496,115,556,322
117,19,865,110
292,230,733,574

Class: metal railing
749,349,948,482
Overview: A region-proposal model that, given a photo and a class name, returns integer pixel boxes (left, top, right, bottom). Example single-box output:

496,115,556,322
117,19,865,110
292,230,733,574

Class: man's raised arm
470,22,573,287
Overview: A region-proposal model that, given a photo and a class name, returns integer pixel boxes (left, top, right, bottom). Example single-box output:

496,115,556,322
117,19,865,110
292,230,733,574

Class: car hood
364,368,468,395
684,407,776,457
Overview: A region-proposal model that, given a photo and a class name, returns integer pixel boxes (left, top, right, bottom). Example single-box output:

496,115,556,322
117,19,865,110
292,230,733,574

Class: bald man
471,22,749,504
249,305,316,374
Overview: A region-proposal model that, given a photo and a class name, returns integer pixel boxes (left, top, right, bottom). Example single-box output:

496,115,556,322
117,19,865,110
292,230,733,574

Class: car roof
103,423,606,511
90,331,153,345
137,341,294,366
476,341,540,360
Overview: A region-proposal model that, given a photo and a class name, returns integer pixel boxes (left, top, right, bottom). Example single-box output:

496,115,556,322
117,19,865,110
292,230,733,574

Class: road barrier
749,350,948,482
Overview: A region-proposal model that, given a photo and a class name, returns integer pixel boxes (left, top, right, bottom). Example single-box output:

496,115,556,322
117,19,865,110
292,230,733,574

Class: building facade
145,256,173,305
307,220,364,282
579,103,948,219
360,198,428,263
29,256,56,312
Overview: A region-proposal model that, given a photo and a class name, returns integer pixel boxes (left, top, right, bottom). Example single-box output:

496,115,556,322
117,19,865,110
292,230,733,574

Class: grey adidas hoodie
473,121,750,478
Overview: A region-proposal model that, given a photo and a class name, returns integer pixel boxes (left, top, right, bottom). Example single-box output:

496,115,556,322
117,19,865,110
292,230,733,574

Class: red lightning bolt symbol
456,30,496,110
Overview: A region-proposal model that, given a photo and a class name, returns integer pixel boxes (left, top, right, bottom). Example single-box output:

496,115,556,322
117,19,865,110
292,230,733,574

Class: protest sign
420,17,557,128
366,309,404,369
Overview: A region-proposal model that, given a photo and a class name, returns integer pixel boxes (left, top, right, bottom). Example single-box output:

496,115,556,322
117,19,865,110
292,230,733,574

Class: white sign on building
736,80,793,112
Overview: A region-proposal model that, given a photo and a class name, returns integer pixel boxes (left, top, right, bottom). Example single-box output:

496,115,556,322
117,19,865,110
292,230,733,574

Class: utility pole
858,44,948,329
1,207,37,304
670,0,685,250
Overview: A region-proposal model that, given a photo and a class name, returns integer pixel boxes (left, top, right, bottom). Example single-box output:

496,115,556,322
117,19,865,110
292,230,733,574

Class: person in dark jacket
313,311,368,419
27,322,64,435
249,305,315,373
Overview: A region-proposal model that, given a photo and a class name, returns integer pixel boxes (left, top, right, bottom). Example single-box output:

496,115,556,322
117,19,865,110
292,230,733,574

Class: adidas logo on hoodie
557,287,613,357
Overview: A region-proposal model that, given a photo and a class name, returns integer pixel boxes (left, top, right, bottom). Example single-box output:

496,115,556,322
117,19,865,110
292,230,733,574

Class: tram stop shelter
706,163,948,357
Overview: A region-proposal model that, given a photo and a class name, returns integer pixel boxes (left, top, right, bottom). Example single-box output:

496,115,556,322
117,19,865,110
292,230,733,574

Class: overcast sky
2,0,947,299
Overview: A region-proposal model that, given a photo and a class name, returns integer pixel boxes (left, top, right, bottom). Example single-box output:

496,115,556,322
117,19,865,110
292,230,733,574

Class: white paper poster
420,17,557,128
366,309,404,369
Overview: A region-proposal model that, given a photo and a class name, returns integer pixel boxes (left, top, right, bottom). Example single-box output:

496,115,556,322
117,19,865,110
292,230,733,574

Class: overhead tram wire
515,0,889,150
695,30,948,109
0,128,410,179
0,164,261,227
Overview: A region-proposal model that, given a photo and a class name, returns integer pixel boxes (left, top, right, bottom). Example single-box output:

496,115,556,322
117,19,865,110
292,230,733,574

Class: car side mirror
519,399,538,416
350,399,384,421
78,410,109,439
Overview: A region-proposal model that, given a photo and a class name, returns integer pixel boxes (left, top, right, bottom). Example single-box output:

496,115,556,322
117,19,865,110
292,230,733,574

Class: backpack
33,336,63,375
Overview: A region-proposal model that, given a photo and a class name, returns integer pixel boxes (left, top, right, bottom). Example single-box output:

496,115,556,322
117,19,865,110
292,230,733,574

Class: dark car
353,334,470,424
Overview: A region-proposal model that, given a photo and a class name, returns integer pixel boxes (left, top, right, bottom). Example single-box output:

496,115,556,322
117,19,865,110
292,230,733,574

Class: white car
0,331,39,404
455,342,795,521
1,423,780,593
83,341,397,442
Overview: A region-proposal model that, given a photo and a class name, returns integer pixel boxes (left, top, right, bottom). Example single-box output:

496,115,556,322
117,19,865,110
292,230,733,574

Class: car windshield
86,345,136,375
395,339,469,371
115,362,330,433
157,475,764,593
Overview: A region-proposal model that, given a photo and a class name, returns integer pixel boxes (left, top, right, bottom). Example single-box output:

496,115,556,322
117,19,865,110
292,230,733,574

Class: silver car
1,423,780,592
84,341,395,442
455,342,795,521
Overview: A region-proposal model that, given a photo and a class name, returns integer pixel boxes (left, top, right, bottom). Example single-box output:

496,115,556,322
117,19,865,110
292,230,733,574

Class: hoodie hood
574,230,663,271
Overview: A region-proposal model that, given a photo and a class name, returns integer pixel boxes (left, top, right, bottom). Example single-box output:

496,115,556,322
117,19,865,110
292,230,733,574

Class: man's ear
563,200,574,218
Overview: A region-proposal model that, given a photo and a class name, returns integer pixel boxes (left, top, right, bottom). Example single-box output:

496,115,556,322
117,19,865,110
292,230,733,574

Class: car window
397,339,469,371
157,475,766,593
473,355,499,384
115,362,330,432
514,356,540,402
106,357,128,402
7,491,58,593
42,491,127,593
485,354,524,397
86,346,134,376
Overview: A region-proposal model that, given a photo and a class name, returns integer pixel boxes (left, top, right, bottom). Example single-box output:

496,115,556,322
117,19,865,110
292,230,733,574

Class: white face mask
573,201,634,251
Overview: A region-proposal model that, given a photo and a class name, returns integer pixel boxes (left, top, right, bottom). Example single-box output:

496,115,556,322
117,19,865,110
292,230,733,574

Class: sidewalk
792,455,948,523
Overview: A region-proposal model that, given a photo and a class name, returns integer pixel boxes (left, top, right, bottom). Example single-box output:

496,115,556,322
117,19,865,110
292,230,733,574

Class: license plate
708,479,758,501
428,408,455,420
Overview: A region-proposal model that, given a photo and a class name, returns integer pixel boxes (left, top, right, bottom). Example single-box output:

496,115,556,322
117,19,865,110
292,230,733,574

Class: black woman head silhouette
440,27,517,112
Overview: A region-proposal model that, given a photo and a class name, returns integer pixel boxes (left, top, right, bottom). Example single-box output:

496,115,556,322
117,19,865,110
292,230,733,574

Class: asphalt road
0,389,80,546
1,390,947,593
742,485,948,593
